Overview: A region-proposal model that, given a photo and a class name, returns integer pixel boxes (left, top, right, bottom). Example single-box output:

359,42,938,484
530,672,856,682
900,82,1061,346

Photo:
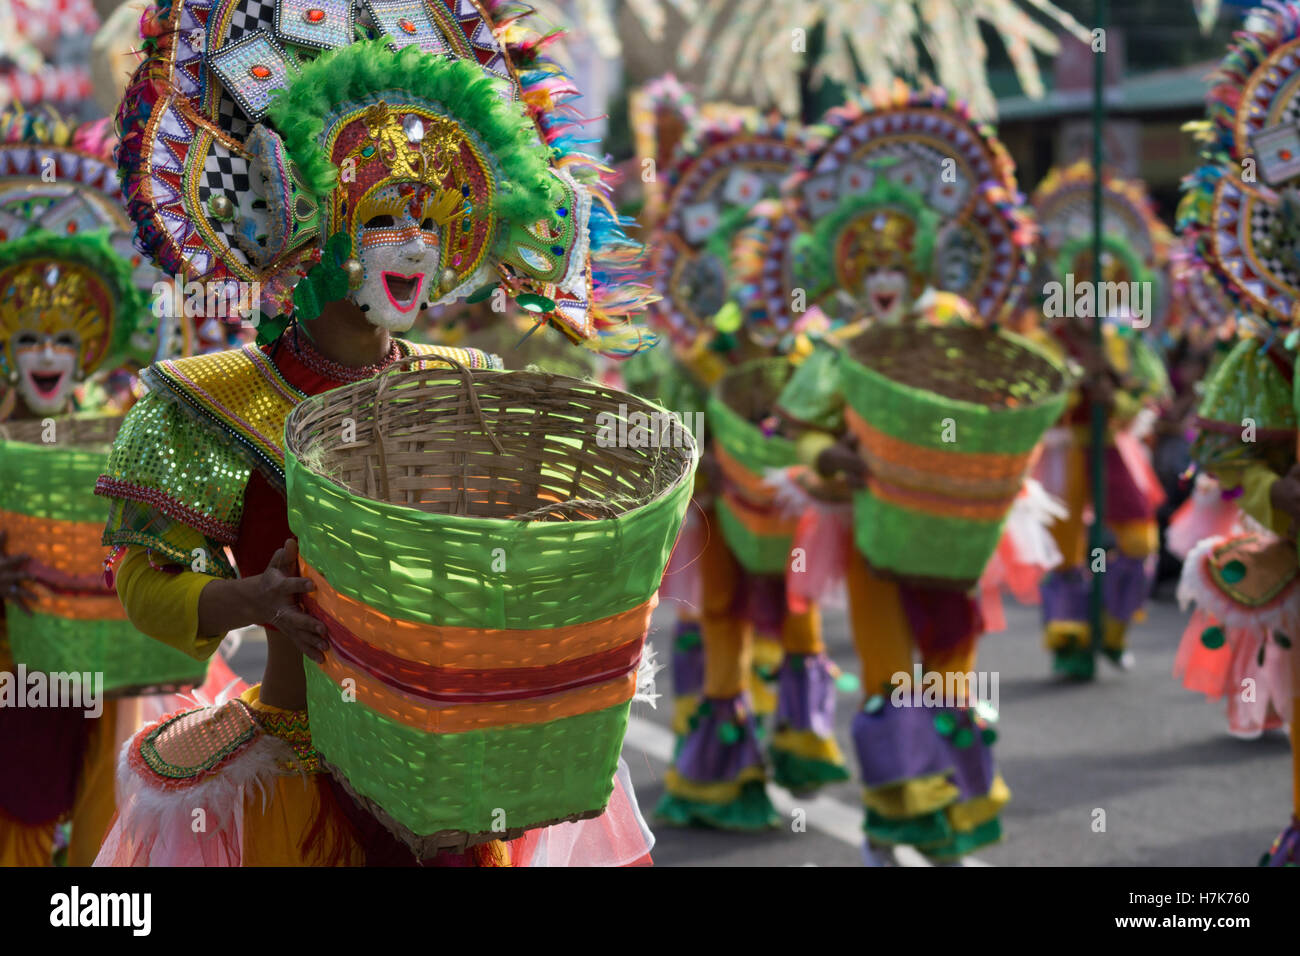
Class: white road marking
622,713,991,867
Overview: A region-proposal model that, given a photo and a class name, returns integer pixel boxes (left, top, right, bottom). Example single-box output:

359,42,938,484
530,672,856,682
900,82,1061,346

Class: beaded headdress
648,114,809,351
1032,161,1172,322
117,0,655,354
0,109,165,383
1179,0,1300,327
740,86,1035,343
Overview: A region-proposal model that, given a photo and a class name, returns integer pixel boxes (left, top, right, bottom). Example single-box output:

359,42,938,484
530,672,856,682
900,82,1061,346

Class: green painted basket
707,358,799,574
284,357,697,855
0,416,207,696
839,325,1069,589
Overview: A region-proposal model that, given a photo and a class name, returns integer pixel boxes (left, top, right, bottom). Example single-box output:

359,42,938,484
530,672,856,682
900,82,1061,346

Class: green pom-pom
863,693,885,714
713,301,742,333
254,313,290,346
933,712,956,737
981,727,998,746
516,292,555,313
466,283,498,304
952,727,974,749
708,332,737,353
674,629,702,652
718,722,741,745
835,672,861,694
1220,560,1247,584
1200,626,1226,650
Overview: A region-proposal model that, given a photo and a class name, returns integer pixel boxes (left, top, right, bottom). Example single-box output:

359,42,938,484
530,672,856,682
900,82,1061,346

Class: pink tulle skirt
1173,610,1291,738
1166,474,1241,561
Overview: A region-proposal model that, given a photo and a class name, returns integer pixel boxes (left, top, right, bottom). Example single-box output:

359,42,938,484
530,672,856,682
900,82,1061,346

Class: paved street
228,592,1292,867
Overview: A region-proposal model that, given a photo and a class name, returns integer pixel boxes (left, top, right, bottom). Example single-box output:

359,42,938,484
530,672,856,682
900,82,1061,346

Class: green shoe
654,781,781,832
1052,646,1095,682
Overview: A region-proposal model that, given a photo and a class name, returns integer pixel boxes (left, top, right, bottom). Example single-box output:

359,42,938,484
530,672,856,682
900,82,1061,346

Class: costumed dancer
0,108,204,866
95,0,655,867
641,115,854,833
749,86,1042,862
1171,1,1300,862
1156,239,1236,588
1027,162,1172,680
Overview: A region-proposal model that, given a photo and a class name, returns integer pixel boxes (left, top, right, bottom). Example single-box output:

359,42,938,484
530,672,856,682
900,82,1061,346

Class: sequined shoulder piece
97,387,253,545
131,699,263,787
404,341,505,371
144,345,303,489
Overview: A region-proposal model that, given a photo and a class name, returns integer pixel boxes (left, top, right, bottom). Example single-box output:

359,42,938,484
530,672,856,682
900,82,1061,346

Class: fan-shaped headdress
1032,161,1172,325
1182,0,1300,325
648,114,809,351
740,85,1035,344
0,109,165,385
117,0,654,354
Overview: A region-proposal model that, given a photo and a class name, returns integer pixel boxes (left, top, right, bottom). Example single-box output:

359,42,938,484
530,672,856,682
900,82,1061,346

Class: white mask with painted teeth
348,185,443,333
11,330,80,415
861,269,912,325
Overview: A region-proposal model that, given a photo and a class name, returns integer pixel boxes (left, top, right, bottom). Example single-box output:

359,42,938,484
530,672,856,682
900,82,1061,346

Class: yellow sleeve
1212,462,1291,538
115,546,225,661
795,430,837,471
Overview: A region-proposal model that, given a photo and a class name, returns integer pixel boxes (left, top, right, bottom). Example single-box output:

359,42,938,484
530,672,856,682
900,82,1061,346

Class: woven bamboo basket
840,325,1069,589
283,356,697,856
708,358,799,574
0,415,207,696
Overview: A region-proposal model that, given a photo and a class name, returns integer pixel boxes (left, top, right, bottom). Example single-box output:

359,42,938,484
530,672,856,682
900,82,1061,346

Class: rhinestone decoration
275,0,355,51
362,0,448,55
208,32,297,122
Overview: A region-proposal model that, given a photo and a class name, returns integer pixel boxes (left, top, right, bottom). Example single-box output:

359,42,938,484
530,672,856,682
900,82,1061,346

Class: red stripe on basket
305,598,644,703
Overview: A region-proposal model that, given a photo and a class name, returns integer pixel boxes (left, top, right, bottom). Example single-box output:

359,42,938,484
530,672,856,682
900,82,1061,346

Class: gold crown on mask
837,208,924,289
345,102,459,189
0,260,112,371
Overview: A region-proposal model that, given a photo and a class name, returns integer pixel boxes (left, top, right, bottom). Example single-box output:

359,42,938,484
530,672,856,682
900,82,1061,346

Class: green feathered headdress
0,228,148,376
792,178,940,302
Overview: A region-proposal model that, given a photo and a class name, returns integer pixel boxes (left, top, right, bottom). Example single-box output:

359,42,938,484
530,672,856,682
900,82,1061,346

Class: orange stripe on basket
867,476,1012,522
0,511,109,579
713,444,778,506
844,409,1031,484
29,583,128,621
718,490,798,537
299,560,654,669
317,653,636,732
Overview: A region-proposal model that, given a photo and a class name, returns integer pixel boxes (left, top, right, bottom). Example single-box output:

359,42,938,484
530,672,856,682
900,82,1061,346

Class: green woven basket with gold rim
0,416,207,696
707,357,799,574
284,356,697,856
839,325,1069,588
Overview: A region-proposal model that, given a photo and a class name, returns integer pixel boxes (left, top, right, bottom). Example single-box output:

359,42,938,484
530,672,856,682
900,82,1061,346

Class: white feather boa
1176,534,1300,636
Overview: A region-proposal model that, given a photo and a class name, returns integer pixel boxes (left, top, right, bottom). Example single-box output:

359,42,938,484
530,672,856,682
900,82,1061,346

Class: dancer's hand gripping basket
840,325,1069,589
284,357,697,854
0,416,207,696
708,358,800,574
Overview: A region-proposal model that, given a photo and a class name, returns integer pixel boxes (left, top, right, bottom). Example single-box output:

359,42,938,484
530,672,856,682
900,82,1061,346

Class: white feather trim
634,645,662,708
762,466,814,519
1126,406,1158,443
110,711,301,861
1002,479,1066,570
1176,534,1300,635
